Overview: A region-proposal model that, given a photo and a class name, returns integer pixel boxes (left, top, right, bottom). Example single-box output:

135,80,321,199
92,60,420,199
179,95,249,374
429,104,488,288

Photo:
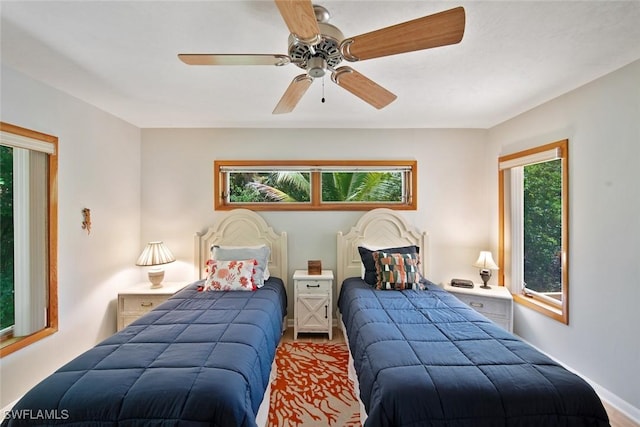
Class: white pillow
211,245,270,287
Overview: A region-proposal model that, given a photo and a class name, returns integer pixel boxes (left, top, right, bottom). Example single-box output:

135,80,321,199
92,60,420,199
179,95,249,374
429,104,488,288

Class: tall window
499,140,569,324
215,160,417,211
0,122,58,357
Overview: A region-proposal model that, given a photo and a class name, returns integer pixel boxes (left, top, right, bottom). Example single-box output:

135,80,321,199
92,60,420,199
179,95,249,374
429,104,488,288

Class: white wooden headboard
194,209,288,284
336,208,428,293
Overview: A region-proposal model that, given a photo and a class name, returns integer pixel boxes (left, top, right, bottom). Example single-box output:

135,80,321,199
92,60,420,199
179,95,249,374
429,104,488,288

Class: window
0,122,58,357
215,160,417,211
498,139,569,324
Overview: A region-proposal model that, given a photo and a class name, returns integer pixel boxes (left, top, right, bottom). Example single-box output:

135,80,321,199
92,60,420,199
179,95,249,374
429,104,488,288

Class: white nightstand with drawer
117,282,186,331
293,270,333,340
444,283,513,332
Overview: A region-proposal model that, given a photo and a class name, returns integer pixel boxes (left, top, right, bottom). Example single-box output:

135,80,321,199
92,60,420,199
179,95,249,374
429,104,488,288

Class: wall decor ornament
82,208,91,234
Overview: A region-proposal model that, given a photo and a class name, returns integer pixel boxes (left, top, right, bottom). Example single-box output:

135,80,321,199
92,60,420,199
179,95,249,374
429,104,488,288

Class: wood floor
603,401,640,427
281,327,638,427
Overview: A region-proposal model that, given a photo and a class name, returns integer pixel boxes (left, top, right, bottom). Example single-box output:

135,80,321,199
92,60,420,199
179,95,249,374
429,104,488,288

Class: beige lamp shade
473,251,499,289
473,251,499,270
136,241,175,288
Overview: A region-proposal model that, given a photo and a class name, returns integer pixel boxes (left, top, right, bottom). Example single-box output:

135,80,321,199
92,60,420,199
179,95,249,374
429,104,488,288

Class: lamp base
148,268,165,289
479,269,492,289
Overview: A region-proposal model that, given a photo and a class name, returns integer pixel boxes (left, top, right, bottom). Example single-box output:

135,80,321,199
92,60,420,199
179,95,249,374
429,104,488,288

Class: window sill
513,293,568,324
0,326,58,357
216,202,415,211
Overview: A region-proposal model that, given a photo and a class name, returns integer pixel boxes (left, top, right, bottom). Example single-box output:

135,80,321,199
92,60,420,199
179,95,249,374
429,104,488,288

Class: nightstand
444,283,513,332
293,270,333,340
117,282,187,331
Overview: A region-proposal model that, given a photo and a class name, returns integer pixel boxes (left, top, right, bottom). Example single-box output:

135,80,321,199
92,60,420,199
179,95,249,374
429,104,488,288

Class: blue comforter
4,278,287,427
338,278,609,427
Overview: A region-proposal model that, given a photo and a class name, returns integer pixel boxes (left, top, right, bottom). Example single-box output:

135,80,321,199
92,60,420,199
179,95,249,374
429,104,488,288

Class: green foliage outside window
523,159,562,294
322,172,402,202
230,172,311,202
229,171,402,203
0,145,14,330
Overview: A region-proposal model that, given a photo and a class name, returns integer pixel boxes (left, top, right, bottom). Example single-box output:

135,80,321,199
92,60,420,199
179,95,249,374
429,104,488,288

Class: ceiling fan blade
340,6,465,62
273,74,313,114
178,54,291,66
331,67,396,109
274,0,321,44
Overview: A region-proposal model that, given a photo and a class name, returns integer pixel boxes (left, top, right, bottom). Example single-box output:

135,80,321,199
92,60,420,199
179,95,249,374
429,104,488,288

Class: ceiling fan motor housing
288,22,344,77
307,56,328,77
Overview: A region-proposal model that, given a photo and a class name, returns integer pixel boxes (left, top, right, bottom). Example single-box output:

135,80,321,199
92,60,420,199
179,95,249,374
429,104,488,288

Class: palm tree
238,171,402,203
246,171,311,202
322,172,402,202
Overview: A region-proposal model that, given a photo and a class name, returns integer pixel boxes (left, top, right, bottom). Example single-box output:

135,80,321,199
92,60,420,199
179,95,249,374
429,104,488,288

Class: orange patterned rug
268,342,360,427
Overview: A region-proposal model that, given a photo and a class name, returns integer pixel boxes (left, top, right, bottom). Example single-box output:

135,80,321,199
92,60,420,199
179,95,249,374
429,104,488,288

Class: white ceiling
2,1,639,129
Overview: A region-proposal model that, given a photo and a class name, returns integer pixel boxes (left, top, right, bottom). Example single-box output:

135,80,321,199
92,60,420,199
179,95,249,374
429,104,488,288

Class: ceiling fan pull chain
321,77,326,104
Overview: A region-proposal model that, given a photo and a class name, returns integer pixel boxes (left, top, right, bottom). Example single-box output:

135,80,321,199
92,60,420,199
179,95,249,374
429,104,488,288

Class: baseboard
285,319,339,328
589,382,640,424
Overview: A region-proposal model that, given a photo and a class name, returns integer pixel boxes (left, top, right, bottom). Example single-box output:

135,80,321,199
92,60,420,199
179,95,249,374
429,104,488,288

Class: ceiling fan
178,1,465,114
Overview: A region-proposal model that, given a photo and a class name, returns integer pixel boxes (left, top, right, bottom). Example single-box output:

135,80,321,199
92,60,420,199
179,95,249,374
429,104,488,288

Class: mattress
3,278,287,427
338,277,609,427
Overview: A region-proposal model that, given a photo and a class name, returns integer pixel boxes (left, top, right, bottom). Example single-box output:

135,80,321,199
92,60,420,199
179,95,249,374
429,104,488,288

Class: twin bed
4,209,287,427
336,209,609,426
5,208,609,426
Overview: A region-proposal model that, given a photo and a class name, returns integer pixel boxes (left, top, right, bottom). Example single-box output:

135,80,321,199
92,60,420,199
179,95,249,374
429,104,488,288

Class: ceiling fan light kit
179,1,465,114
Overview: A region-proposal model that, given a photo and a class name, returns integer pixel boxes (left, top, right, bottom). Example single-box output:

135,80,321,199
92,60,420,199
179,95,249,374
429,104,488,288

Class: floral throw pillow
211,245,270,287
373,251,420,290
202,259,257,291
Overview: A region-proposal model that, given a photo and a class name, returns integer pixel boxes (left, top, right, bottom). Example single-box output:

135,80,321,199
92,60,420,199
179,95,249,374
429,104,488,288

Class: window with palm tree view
215,160,416,211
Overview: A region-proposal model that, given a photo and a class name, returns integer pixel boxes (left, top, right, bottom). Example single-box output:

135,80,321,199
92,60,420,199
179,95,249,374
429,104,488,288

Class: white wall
487,59,640,415
0,66,142,408
140,127,490,317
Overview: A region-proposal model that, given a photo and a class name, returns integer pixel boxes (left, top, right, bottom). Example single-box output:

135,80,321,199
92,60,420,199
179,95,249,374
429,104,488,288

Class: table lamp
136,241,175,288
473,251,499,289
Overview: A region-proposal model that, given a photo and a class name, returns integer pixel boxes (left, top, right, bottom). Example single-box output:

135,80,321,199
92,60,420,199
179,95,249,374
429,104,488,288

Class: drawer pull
470,302,484,308
140,302,154,307
306,283,320,288
325,305,328,319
